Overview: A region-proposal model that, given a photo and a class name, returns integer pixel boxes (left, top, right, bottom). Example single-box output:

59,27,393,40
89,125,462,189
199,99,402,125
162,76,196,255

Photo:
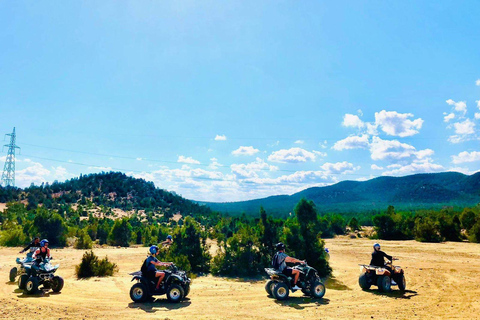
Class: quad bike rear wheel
265,280,275,296
272,282,289,301
377,276,391,292
52,276,64,293
130,283,149,303
9,267,17,282
358,273,371,290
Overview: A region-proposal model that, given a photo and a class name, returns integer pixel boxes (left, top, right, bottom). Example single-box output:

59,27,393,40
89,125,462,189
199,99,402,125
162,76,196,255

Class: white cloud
16,161,51,187
415,149,435,159
232,146,260,156
369,137,416,161
267,147,317,163
208,158,221,170
333,135,369,151
446,99,467,115
178,155,201,164
477,100,480,108
319,140,328,149
89,166,113,172
342,114,365,129
230,158,278,178
214,135,227,141
371,164,384,170
453,119,475,135
294,140,305,144
136,157,143,161
381,158,444,176
52,166,70,181
320,161,360,175
447,167,479,175
444,113,455,122
451,151,480,164
374,110,424,137
475,113,480,120
476,79,480,86
313,150,327,157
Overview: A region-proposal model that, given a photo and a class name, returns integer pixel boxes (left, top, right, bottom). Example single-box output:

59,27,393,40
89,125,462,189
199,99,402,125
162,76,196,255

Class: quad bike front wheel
52,276,64,293
272,282,289,301
396,274,406,291
377,276,391,292
183,283,190,297
167,284,185,303
9,267,17,282
310,281,326,299
130,283,149,303
18,274,29,289
24,277,39,294
358,273,371,290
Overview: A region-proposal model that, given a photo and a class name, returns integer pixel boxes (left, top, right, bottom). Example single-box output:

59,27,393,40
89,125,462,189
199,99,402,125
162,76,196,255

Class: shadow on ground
370,289,418,299
273,296,330,310
5,281,16,285
16,289,62,298
325,277,351,290
128,298,191,313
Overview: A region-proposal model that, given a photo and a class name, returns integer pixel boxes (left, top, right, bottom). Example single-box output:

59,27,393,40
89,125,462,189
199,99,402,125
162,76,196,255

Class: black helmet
276,242,286,251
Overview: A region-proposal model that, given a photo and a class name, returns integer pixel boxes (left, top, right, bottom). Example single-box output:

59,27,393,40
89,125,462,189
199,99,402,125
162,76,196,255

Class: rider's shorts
282,268,293,277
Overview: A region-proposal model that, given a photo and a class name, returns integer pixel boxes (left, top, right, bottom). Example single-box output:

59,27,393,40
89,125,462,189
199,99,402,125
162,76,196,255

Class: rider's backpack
272,252,286,270
140,258,149,275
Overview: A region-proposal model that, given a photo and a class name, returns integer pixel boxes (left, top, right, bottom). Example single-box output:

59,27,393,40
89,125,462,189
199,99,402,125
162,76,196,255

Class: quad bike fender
393,266,404,274
166,274,184,285
375,268,391,276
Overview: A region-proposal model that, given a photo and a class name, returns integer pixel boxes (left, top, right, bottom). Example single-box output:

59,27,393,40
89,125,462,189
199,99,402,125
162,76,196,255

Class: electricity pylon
2,127,20,187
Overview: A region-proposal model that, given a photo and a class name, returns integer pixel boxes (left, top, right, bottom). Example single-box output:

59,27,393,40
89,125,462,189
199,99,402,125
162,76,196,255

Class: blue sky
1,1,479,201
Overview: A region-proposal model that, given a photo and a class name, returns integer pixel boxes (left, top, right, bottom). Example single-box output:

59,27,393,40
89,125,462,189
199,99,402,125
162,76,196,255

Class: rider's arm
383,252,392,261
47,248,51,258
285,256,304,264
32,248,40,259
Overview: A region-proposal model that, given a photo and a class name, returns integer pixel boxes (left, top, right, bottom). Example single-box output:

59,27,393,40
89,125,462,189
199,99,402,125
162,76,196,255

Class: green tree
33,208,67,246
348,217,361,231
108,218,132,247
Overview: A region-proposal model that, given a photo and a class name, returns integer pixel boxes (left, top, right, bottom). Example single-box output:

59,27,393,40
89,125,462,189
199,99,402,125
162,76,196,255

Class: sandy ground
1,238,479,320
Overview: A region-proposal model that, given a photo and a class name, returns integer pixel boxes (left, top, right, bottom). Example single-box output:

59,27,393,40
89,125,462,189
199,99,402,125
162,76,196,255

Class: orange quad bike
358,258,406,292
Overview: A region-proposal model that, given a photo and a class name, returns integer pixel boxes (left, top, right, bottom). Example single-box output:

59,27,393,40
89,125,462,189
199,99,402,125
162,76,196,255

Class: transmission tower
2,127,20,187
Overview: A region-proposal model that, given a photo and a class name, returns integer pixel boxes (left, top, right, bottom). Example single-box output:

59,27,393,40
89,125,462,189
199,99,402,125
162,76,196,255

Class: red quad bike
358,258,406,292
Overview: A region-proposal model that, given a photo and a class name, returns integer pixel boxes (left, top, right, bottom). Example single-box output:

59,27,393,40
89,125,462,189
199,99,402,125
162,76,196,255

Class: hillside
205,172,480,216
0,172,211,218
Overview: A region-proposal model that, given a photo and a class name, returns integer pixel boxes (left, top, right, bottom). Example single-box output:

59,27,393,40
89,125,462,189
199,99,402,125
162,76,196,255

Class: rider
19,237,40,254
370,243,396,285
32,239,51,271
145,245,173,290
272,242,304,290
160,235,173,247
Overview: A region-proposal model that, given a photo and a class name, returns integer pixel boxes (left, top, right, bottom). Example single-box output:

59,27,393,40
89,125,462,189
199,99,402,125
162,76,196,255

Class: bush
33,208,67,246
108,218,132,247
75,229,93,249
415,216,442,242
0,226,28,246
468,219,480,243
75,251,118,278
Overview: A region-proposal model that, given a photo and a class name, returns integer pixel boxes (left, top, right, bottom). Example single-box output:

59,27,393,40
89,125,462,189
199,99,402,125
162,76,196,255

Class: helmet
166,235,172,240
276,242,286,251
149,245,159,255
373,243,381,250
325,248,330,253
40,239,49,247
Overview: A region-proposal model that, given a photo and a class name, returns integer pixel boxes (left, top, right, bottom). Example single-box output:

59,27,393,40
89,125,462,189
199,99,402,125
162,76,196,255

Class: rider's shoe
391,279,397,285
292,285,302,290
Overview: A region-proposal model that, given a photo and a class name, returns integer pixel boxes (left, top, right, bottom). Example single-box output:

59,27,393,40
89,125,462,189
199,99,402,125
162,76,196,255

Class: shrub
108,218,132,247
75,250,118,278
75,229,93,249
415,216,442,242
33,208,67,246
0,226,28,246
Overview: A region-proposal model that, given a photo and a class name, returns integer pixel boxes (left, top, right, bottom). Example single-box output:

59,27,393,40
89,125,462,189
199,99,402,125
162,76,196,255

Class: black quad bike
10,251,36,286
129,263,191,303
358,258,406,292
265,263,326,301
23,258,64,294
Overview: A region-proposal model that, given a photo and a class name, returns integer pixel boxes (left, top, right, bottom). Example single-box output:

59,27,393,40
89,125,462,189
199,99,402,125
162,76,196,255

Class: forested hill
0,172,211,217
205,172,480,217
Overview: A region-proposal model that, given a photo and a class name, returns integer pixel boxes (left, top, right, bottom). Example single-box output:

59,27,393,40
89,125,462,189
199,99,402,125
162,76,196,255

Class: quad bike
23,258,64,294
10,250,36,285
358,258,406,292
265,262,326,301
129,263,191,303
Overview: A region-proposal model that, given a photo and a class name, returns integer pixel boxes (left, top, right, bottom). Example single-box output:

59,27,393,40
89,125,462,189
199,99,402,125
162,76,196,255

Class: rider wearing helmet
272,243,305,290
32,239,51,270
370,243,392,267
19,237,40,254
161,235,173,247
146,245,173,290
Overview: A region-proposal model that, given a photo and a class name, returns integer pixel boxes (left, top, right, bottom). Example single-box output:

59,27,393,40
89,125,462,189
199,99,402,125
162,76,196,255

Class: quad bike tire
301,288,310,295
24,277,39,294
396,274,406,291
52,276,64,293
265,280,275,296
167,284,185,303
358,273,371,290
183,283,190,297
310,281,326,299
18,274,29,289
377,275,391,292
9,267,17,282
130,283,149,303
272,282,289,301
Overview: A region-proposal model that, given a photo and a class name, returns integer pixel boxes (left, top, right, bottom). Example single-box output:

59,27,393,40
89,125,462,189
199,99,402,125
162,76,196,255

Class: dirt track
1,238,479,319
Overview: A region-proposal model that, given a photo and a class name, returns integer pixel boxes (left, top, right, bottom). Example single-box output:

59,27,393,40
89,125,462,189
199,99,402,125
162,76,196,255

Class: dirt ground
1,238,479,320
